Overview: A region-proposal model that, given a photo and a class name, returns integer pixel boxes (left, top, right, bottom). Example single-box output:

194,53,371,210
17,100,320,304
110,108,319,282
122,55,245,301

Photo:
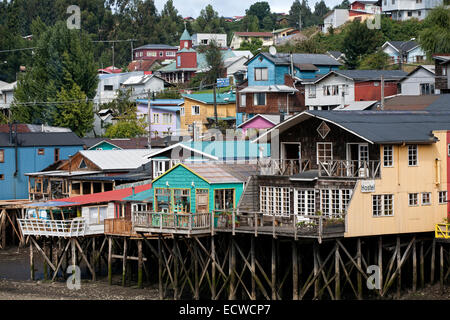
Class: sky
153,0,342,18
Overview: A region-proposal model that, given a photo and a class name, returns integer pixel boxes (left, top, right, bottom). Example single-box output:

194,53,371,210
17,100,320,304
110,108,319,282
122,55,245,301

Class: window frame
383,145,393,167
240,93,246,107
54,148,60,163
408,145,418,166
192,105,200,115
408,193,419,207
372,194,394,217
421,192,431,206
38,148,45,155
0,149,4,163
316,142,333,164
438,191,447,204
253,93,266,106
254,67,268,81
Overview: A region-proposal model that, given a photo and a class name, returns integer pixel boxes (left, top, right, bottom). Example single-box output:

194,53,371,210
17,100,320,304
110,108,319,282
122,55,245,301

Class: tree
198,40,225,85
240,38,263,55
288,0,317,29
314,0,330,22
334,0,350,9
241,15,260,32
342,20,383,69
104,120,146,138
11,21,98,126
359,51,390,70
193,4,224,33
246,2,272,30
52,83,94,137
418,6,450,57
160,0,184,46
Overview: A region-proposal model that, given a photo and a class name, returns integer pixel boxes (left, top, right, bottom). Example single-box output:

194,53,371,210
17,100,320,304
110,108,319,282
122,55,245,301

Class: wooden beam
271,238,276,300
412,239,417,292
396,236,401,299
108,236,112,285
440,243,444,292
30,239,34,280
335,243,340,300
138,239,143,289
122,237,127,287
251,237,256,300
51,239,72,281
357,238,362,300
431,238,436,284
420,240,424,288
31,237,56,272
229,237,236,300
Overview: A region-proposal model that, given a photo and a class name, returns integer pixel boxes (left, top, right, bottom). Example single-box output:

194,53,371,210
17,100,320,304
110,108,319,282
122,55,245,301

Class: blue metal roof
180,141,270,160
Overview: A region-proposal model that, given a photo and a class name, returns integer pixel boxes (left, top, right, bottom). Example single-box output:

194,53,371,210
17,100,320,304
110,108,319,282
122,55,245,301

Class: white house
0,81,17,114
121,74,166,99
382,0,443,21
322,9,349,33
230,32,274,49
94,72,142,106
381,40,426,64
224,56,251,84
192,33,227,48
400,65,439,95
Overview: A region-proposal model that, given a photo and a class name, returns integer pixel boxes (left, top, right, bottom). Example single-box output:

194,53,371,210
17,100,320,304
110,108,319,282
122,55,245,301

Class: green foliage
246,2,272,30
241,15,260,32
102,88,136,117
239,38,264,55
104,120,146,138
155,89,182,99
52,83,94,137
418,6,450,57
159,0,184,46
277,37,326,54
334,0,350,9
359,51,391,70
193,4,224,34
289,0,321,29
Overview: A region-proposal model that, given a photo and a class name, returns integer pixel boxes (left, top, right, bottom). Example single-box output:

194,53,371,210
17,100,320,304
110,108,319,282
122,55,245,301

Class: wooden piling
313,241,319,299
43,241,48,281
229,237,236,300
108,236,112,285
396,236,401,299
271,238,276,300
420,240,424,288
412,239,417,292
30,239,34,280
431,238,436,284
440,243,444,292
194,241,199,300
335,243,340,300
292,240,299,300
251,236,256,300
158,236,163,300
211,236,216,300
357,238,362,300
378,237,383,295
122,237,127,287
173,237,179,300
137,239,143,289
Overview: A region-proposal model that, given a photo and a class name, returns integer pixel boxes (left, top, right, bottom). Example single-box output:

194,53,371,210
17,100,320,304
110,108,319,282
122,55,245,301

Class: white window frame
192,105,200,115
180,107,185,116
260,186,290,217
153,113,159,124
166,51,175,57
317,142,333,164
294,189,315,216
162,113,172,124
439,191,447,204
421,192,431,205
254,67,268,81
240,93,246,107
383,145,393,167
408,193,419,206
408,145,418,166
319,189,352,217
309,85,316,98
88,205,108,225
372,194,394,217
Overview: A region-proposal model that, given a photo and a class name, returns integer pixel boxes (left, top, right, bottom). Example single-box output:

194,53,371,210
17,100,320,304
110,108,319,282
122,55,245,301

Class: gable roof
83,137,151,150
234,32,273,37
78,149,154,170
134,44,178,50
400,65,435,82
253,110,450,145
182,92,236,104
143,142,219,161
383,40,419,53
247,52,342,67
309,70,407,83
383,95,441,110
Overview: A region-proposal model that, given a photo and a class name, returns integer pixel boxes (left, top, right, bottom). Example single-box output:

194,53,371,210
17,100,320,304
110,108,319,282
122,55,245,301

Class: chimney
132,186,135,195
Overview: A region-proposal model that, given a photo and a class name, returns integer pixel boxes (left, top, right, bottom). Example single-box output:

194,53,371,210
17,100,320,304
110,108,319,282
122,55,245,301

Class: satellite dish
269,46,277,56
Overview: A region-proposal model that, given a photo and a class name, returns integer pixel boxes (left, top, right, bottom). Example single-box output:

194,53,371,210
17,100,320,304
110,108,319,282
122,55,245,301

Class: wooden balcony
18,218,86,237
257,159,311,176
132,211,212,235
104,218,135,236
213,210,345,241
318,160,381,179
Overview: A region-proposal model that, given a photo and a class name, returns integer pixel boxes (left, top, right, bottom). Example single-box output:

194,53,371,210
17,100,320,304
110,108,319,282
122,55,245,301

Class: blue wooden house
0,130,84,200
124,162,258,234
236,52,342,125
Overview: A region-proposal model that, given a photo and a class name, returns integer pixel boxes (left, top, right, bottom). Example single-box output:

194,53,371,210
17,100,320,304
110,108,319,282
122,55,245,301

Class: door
346,143,369,177
196,189,209,213
281,143,302,174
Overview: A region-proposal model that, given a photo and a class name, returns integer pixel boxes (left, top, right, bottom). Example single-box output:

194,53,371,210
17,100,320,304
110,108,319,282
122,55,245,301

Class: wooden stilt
122,237,127,287
396,236,401,299
43,241,48,281
158,236,164,299
431,238,436,284
211,236,216,300
1,210,6,249
138,239,143,289
378,237,383,295
229,237,236,300
30,238,34,280
357,238,362,300
74,238,95,281
292,240,299,300
173,237,179,300
335,243,340,300
313,242,319,299
271,238,276,300
412,239,417,292
108,236,112,285
420,240,424,288
91,237,96,274
71,238,76,283
194,240,200,300
251,236,256,300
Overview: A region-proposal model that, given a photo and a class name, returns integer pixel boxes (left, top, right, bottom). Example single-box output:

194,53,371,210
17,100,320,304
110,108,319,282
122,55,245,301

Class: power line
0,47,37,53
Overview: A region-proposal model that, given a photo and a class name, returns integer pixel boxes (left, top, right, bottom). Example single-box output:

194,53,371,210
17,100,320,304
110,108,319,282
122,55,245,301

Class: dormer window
79,159,87,169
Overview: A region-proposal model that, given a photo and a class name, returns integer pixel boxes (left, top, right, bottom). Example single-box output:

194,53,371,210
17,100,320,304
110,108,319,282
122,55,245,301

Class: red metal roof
54,184,152,206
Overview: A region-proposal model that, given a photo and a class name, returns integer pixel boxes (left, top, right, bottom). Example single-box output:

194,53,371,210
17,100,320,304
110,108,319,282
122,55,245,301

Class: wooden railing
435,223,450,239
257,159,311,175
212,210,345,240
318,160,381,179
104,218,133,235
17,218,86,237
132,211,211,234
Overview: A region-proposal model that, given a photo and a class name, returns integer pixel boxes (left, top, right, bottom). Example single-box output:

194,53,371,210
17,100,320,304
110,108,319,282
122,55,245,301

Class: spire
180,27,192,41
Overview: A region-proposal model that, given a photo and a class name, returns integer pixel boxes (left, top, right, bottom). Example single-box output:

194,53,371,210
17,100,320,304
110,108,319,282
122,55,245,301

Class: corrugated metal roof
183,92,236,104
335,70,407,81
239,85,298,93
255,52,342,66
0,132,84,147
181,163,243,183
79,149,155,170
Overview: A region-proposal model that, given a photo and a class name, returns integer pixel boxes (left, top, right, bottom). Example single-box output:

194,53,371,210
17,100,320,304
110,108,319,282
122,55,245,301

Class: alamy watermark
366,265,381,290
66,265,81,290
67,5,81,30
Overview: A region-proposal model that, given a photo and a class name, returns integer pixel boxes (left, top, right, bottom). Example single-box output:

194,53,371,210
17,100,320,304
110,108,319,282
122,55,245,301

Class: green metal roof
123,189,153,202
182,92,236,104
180,28,192,41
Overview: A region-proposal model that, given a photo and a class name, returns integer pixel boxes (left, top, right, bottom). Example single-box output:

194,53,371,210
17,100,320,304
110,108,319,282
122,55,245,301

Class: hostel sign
361,180,375,193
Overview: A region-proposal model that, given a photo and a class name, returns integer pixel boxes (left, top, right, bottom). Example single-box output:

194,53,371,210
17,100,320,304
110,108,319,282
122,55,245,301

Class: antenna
269,46,277,56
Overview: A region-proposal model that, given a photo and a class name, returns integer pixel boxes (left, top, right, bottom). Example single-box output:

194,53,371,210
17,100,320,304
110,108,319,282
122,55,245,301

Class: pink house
237,114,289,135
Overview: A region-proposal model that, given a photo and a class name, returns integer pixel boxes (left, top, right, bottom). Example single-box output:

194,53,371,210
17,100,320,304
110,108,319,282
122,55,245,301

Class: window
240,93,246,107
420,83,434,95
408,11,412,16
408,193,418,206
319,189,353,217
309,85,316,98
0,149,4,163
372,194,394,216
323,85,339,96
384,0,386,5
192,105,200,115
173,189,191,212
132,203,147,212
260,186,290,216
214,189,235,211
54,148,60,162
254,67,268,81
104,85,113,91
439,191,447,204
162,113,172,124
317,142,333,163
443,67,447,76
201,39,208,45
383,145,393,167
180,107,185,116
79,159,87,169
392,0,395,4
0,174,4,180
253,93,266,106
422,192,431,205
159,51,163,57
166,51,175,57
416,0,422,3
177,56,181,67
88,206,108,224
140,52,143,57
343,84,349,95
153,113,160,124
408,145,418,166
155,188,172,212
418,10,421,16
38,149,45,155
294,189,315,215
448,143,450,156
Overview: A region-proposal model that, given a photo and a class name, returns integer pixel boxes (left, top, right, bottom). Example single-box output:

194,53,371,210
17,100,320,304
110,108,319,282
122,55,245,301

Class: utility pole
213,83,218,127
147,91,152,150
112,42,115,68
298,9,302,31
380,75,385,110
